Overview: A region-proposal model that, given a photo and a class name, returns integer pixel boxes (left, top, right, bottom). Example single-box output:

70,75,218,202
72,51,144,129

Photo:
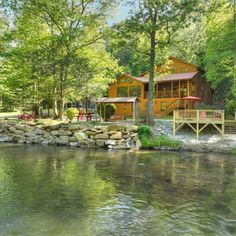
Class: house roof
96,97,140,103
134,71,198,83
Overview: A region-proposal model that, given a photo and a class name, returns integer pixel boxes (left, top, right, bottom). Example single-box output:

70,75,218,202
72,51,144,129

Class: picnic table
18,112,35,120
76,111,93,121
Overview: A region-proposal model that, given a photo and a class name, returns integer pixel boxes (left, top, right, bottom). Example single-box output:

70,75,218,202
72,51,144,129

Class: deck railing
173,109,225,140
174,109,224,123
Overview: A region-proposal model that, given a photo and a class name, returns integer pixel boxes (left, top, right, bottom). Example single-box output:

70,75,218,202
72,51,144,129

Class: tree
122,0,205,125
0,0,120,119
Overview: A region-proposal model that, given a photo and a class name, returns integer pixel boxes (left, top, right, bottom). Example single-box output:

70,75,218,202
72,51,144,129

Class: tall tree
125,0,205,125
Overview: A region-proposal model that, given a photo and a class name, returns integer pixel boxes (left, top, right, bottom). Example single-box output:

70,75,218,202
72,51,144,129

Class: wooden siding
108,58,212,116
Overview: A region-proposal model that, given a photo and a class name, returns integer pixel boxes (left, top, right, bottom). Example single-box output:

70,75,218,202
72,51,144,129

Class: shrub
66,108,78,121
140,134,182,149
97,103,117,121
137,125,152,137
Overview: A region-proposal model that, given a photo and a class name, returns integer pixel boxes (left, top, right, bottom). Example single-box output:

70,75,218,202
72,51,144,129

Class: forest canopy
0,0,235,120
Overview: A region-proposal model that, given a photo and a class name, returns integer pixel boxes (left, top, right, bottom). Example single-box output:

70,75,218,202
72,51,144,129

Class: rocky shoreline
0,120,236,154
0,121,140,150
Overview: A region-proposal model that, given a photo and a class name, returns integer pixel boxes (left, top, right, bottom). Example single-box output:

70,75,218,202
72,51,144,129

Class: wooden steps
224,121,236,134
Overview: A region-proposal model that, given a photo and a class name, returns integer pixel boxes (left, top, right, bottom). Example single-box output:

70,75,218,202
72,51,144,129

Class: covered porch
95,97,140,122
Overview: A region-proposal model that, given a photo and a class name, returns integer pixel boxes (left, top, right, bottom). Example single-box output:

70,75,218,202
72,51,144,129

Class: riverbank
1,120,236,154
0,120,140,150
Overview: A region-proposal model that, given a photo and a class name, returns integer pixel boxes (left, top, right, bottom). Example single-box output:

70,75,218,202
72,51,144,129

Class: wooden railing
174,110,224,123
173,109,225,140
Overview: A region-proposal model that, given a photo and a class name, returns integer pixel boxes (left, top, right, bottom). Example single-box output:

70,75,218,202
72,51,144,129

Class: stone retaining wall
0,121,140,149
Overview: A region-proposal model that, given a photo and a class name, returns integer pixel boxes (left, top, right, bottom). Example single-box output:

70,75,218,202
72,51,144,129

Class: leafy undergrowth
137,125,182,149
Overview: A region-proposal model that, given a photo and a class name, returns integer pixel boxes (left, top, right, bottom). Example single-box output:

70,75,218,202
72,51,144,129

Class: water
0,144,235,236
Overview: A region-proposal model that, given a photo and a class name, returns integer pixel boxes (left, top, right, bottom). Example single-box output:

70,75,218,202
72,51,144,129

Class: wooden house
108,57,212,117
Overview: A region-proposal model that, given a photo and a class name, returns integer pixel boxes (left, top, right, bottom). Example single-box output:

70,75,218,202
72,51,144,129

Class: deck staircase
158,99,184,118
224,121,236,134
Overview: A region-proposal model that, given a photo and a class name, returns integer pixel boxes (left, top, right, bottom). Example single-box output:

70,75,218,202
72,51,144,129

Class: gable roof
134,71,198,84
96,97,140,103
140,56,197,77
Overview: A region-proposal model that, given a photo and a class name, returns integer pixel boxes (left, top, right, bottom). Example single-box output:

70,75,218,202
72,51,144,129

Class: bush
225,99,236,118
66,108,78,121
97,103,117,121
140,134,181,149
137,125,152,137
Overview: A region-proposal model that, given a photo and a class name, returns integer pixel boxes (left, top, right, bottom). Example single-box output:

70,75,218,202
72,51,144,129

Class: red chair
86,112,92,121
76,111,84,121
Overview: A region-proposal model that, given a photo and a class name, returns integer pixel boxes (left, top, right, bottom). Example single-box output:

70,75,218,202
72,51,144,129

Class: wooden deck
173,110,225,140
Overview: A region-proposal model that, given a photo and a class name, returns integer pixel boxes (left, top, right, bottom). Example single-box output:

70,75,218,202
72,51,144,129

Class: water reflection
0,144,235,236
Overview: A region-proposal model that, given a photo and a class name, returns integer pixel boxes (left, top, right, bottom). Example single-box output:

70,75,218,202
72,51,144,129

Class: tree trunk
58,97,65,121
52,98,58,119
146,31,156,126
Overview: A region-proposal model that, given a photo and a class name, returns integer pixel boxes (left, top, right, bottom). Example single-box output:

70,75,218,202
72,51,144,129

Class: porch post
171,81,173,98
187,80,190,96
178,81,181,98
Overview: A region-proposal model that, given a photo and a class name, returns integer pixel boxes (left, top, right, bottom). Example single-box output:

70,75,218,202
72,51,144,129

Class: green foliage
140,134,182,149
66,108,78,121
137,125,152,137
96,103,117,121
225,99,236,118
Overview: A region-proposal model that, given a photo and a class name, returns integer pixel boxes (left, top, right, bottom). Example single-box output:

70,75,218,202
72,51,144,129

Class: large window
117,87,128,97
129,86,141,97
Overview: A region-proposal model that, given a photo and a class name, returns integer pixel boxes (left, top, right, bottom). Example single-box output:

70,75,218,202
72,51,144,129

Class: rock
0,135,12,142
68,136,77,142
113,144,128,149
0,129,3,133
68,124,80,131
107,125,126,132
58,130,73,136
8,126,17,133
69,142,80,147
94,133,109,139
56,136,69,145
126,125,138,132
110,132,122,140
85,130,96,136
15,124,32,132
105,140,116,146
34,128,45,135
96,139,105,146
41,140,50,145
49,124,61,130
74,131,88,141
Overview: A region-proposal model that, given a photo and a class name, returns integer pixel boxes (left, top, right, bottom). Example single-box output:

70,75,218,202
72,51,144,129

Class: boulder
107,125,126,132
15,124,32,132
33,128,45,135
56,136,69,145
126,125,138,132
110,132,122,140
94,133,109,139
105,140,116,146
8,126,17,133
74,131,88,141
49,124,61,130
0,135,12,142
68,124,80,131
96,139,105,146
69,142,80,147
68,136,77,142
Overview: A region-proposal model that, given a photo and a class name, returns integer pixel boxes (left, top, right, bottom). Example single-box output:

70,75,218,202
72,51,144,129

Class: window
117,87,128,97
182,68,189,72
161,102,167,111
129,86,141,97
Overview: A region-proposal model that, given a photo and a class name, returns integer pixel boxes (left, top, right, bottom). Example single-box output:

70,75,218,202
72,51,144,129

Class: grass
140,134,182,149
137,125,182,149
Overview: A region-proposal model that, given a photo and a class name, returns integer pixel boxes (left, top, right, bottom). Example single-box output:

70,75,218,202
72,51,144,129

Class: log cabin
108,57,212,117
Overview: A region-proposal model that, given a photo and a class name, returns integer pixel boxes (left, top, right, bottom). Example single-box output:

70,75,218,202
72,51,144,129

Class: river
0,144,235,236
